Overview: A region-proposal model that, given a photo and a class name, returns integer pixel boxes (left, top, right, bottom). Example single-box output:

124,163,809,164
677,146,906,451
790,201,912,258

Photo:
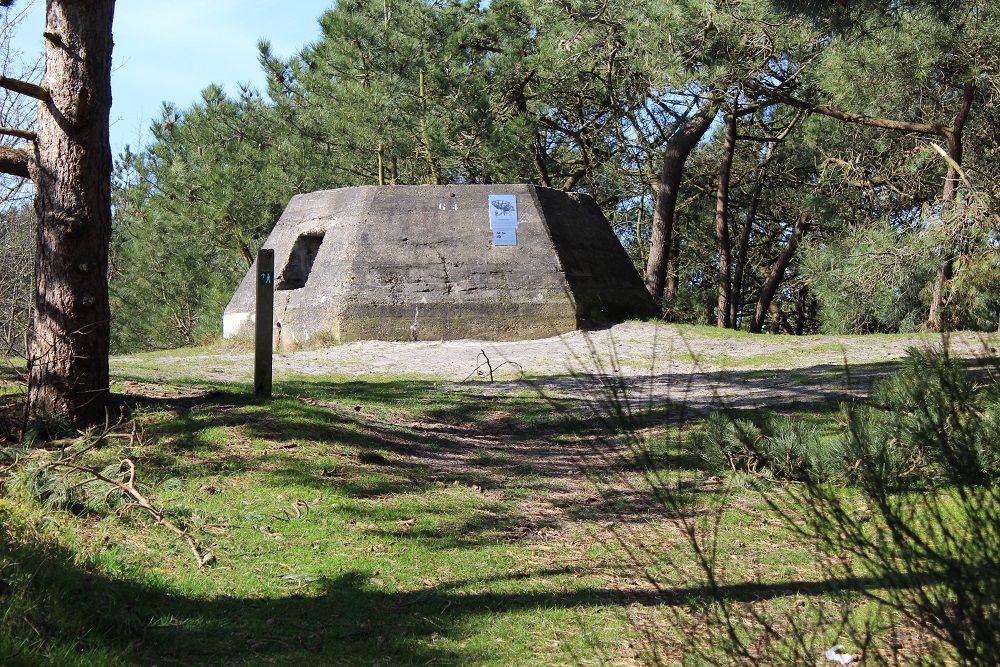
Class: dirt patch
116,380,213,401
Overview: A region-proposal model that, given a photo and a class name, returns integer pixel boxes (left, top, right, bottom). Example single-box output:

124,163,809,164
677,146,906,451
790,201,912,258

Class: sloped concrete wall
224,184,655,346
534,187,658,325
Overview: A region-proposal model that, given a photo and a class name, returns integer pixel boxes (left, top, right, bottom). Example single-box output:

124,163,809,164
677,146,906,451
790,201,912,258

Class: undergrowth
608,345,1000,665
0,341,996,665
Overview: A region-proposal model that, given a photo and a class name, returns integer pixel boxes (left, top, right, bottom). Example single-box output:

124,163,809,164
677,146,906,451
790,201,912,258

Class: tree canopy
108,0,1000,352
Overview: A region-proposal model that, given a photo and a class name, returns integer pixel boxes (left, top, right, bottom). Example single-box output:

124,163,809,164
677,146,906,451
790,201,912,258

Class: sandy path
115,323,997,411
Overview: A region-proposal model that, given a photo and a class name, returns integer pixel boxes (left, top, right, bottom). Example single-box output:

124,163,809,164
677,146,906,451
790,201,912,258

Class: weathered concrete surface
224,185,656,346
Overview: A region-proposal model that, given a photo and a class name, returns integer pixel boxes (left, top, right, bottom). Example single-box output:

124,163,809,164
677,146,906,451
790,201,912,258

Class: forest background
1,0,997,355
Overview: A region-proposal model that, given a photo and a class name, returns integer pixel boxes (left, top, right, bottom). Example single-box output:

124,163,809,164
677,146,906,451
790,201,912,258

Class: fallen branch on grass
461,349,523,383
49,458,214,571
55,416,140,463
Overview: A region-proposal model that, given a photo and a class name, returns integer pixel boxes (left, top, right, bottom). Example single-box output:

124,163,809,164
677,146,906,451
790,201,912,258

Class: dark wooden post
255,248,274,398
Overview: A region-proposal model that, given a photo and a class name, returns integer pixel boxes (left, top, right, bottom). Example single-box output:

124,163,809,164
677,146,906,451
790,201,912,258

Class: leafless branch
50,458,215,571
0,75,48,103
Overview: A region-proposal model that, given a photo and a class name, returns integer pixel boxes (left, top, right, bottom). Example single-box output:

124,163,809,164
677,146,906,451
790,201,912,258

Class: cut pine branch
0,127,37,142
0,145,32,179
50,458,214,571
0,75,50,103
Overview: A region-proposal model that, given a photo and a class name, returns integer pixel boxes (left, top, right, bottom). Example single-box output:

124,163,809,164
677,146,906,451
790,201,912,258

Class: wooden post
255,248,274,398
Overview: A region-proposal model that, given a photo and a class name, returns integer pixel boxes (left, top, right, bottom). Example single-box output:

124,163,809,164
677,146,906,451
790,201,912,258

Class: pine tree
0,0,115,429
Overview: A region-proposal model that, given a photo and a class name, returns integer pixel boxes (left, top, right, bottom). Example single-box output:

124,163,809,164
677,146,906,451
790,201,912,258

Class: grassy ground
0,344,981,665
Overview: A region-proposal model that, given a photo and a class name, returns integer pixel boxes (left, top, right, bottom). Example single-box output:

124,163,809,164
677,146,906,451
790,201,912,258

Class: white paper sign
489,194,518,246
492,226,517,246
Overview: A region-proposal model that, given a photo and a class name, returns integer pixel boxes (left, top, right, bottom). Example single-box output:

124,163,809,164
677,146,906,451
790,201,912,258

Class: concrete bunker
224,184,656,346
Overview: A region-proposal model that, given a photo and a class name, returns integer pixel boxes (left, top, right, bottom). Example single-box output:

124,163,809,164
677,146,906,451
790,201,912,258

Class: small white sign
489,194,518,246
492,226,517,246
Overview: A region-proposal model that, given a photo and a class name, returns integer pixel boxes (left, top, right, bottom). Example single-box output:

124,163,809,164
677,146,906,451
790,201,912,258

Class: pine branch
0,75,49,103
0,127,36,141
0,145,31,179
50,458,214,571
750,81,945,137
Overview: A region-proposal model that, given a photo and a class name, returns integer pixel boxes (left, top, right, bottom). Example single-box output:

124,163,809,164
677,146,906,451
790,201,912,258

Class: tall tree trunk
644,99,716,303
794,284,809,336
751,214,809,334
730,144,771,327
533,134,552,187
768,302,794,334
715,106,736,328
27,0,115,427
665,215,681,301
928,82,975,332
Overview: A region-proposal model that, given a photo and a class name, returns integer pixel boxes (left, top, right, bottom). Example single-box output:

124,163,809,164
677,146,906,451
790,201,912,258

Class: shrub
789,348,1000,665
692,411,846,483
668,346,1000,663
845,348,1000,487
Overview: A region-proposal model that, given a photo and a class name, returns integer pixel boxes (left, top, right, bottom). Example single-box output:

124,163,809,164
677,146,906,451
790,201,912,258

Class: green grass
670,323,759,339
1,349,954,665
666,343,851,369
1,375,639,665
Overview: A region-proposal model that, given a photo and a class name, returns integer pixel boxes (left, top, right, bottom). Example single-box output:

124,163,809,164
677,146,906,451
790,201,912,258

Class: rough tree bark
714,106,736,328
751,213,809,334
0,144,31,177
644,99,716,303
0,1,116,428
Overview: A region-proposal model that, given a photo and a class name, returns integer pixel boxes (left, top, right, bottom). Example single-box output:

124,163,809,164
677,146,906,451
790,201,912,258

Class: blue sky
8,0,333,156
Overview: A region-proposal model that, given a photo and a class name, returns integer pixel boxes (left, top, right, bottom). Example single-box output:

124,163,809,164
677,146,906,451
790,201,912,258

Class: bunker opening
277,232,325,290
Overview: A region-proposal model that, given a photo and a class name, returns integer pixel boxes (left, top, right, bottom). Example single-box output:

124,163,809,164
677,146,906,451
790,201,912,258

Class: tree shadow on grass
106,357,950,539
1,524,971,666
8,358,995,664
111,375,690,497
